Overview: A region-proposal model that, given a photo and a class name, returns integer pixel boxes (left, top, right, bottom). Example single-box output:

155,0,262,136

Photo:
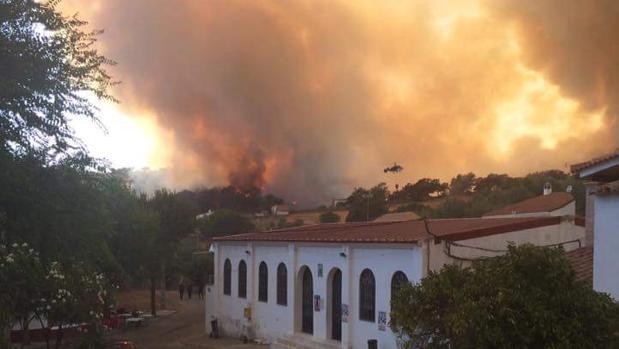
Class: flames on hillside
64,0,619,205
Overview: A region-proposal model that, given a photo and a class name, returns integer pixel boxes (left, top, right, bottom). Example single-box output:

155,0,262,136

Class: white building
272,205,290,216
572,151,619,300
205,204,584,349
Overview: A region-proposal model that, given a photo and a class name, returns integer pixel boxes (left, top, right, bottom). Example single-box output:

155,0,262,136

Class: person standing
198,281,205,300
178,281,185,300
187,281,194,299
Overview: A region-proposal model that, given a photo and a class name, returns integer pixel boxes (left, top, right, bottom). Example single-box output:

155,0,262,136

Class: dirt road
109,295,265,349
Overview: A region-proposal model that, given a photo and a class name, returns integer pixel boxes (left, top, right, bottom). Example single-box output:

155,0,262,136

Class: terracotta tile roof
483,192,574,217
214,216,562,244
565,246,593,286
571,150,619,173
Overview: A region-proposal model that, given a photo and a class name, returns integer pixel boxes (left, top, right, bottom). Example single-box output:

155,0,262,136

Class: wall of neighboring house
593,194,619,300
425,219,585,273
205,241,423,349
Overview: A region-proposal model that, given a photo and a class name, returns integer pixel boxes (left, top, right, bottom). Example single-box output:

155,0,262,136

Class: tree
0,0,116,154
319,211,340,223
397,178,448,202
391,245,619,348
198,209,254,239
145,189,195,316
474,173,513,193
0,242,45,347
346,183,390,222
449,172,476,195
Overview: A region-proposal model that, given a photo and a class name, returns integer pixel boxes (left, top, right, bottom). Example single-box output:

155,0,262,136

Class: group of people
178,278,205,300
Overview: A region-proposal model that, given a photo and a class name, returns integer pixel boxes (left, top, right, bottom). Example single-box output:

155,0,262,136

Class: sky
63,0,619,205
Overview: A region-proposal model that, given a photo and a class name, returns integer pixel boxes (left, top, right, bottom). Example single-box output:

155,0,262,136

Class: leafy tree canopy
393,178,448,202
0,0,116,154
346,183,390,222
198,209,254,239
391,245,619,349
319,210,340,223
449,172,476,195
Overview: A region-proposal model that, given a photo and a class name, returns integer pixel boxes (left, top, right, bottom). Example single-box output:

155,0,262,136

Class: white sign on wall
377,311,387,331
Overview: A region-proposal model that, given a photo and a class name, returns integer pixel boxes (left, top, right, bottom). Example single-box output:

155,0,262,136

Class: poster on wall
341,304,349,323
377,311,387,331
314,295,321,311
318,263,323,277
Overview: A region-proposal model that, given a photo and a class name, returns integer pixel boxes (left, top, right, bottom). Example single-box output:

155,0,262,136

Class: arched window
258,262,268,302
359,268,375,322
238,260,247,298
391,271,409,310
276,263,287,306
223,259,231,295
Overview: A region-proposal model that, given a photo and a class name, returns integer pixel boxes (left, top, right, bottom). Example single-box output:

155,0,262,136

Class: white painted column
288,243,297,335
247,242,256,335
205,242,219,334
341,245,351,349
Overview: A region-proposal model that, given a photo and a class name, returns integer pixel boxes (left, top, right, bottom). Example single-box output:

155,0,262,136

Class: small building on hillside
204,210,584,348
483,191,576,218
271,205,290,216
572,150,619,300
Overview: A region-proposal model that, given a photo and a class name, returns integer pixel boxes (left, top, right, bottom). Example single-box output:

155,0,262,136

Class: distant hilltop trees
345,170,585,222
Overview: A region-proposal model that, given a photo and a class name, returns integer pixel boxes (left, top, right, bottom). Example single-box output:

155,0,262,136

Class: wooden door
331,269,342,340
302,268,313,334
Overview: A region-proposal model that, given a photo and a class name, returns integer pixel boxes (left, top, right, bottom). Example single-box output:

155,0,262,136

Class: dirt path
109,294,265,349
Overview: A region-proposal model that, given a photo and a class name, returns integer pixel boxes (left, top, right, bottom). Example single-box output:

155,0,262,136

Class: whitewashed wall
206,241,423,349
593,194,619,300
426,219,584,272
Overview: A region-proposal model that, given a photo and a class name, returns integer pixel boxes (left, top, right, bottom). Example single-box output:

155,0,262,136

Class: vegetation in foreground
390,245,619,349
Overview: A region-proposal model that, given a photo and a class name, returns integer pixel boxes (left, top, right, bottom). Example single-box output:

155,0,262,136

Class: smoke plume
64,0,619,205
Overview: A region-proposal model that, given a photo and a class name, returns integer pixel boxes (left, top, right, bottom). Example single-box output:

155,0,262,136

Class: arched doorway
327,268,342,341
300,267,313,334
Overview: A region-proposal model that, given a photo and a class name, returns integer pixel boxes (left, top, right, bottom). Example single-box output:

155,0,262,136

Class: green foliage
0,244,115,347
0,0,116,154
199,209,254,239
179,186,284,214
393,178,448,202
0,242,45,338
319,211,340,223
0,149,119,272
346,183,390,222
277,218,304,229
391,245,619,349
449,172,477,195
418,171,586,218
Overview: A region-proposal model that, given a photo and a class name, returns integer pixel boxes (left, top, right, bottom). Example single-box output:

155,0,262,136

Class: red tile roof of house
483,192,574,217
565,246,593,286
571,150,619,173
214,216,562,244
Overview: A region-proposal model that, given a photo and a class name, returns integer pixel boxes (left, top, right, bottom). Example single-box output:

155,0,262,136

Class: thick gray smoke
64,0,619,205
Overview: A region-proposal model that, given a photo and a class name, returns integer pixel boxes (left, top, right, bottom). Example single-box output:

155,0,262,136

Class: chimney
543,182,552,196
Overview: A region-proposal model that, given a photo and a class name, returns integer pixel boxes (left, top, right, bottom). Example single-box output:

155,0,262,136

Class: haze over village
2,1,619,349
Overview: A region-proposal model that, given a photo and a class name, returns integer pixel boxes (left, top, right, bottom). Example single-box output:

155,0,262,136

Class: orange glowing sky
65,0,618,204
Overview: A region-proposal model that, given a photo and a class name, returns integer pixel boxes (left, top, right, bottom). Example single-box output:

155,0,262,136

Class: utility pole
364,192,373,221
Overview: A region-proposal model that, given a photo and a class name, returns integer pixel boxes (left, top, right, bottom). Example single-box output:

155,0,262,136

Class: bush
391,245,619,348
319,211,340,223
